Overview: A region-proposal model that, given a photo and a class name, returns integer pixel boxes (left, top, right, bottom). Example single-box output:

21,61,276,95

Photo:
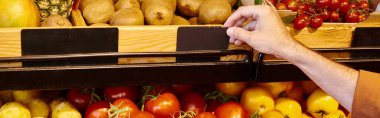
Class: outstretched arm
224,5,358,111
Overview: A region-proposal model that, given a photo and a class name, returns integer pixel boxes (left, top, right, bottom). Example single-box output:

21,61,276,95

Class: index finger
224,6,261,27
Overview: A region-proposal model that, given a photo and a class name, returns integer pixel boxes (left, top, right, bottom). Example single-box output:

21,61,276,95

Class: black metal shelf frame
0,47,379,90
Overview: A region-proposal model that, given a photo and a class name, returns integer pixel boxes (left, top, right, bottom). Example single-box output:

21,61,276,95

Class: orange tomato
301,81,319,95
215,82,249,96
287,84,304,103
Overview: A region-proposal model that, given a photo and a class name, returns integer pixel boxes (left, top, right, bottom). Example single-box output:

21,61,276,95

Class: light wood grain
357,12,380,27
287,23,357,48
0,28,22,58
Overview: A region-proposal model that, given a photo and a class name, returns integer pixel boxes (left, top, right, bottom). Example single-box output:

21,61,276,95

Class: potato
0,102,31,118
51,102,81,118
27,98,49,118
49,98,66,111
13,90,41,105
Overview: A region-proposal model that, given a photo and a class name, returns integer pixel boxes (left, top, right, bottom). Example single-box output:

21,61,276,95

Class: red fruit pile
276,0,372,30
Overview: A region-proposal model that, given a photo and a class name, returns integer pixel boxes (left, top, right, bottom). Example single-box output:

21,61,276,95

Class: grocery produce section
0,0,379,118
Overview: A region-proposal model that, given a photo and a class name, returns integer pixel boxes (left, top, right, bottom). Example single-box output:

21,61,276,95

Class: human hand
224,5,299,58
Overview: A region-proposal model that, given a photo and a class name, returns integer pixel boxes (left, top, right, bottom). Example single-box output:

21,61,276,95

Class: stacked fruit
276,0,372,30
0,81,350,118
77,0,236,26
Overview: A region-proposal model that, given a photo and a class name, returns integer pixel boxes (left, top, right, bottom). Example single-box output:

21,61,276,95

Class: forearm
279,40,359,112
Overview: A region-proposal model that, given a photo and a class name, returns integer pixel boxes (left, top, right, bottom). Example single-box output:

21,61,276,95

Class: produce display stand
0,10,379,90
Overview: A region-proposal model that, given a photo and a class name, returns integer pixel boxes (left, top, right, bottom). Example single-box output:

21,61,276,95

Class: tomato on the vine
329,0,340,11
67,89,92,112
309,16,324,29
130,111,155,118
104,86,139,102
358,1,370,10
179,92,206,113
286,0,298,11
320,9,332,21
349,3,358,9
293,15,309,30
330,11,340,22
316,0,332,8
194,112,217,118
145,92,181,118
339,1,350,15
215,102,249,118
109,98,139,118
297,3,309,11
345,10,360,23
85,101,110,118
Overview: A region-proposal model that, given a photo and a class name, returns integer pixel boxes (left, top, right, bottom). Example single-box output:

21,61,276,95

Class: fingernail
226,28,233,36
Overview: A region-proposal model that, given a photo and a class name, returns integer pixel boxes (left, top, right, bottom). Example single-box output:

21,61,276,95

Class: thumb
226,27,252,43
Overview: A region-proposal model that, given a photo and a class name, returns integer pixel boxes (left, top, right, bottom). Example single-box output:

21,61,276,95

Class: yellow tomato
0,102,31,118
240,87,274,116
287,85,304,103
275,98,302,118
307,89,339,118
323,110,346,118
216,82,249,96
262,110,283,118
13,90,41,104
301,81,319,95
302,113,313,118
257,82,294,98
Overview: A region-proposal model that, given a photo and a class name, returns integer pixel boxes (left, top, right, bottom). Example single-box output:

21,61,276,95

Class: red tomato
179,92,206,113
194,112,217,118
345,10,360,23
172,84,193,95
358,13,367,22
111,98,139,118
329,0,341,11
215,102,249,118
309,16,323,29
358,1,370,10
85,101,110,118
297,3,309,11
339,1,350,15
276,3,288,10
349,3,358,9
286,0,298,11
67,89,92,112
316,0,332,8
330,11,340,22
104,86,139,102
130,111,155,118
293,15,309,30
320,9,331,21
148,85,175,96
145,93,181,118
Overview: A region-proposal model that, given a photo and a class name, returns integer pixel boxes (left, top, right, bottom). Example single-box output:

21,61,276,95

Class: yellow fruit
275,98,302,118
0,102,31,118
240,87,274,116
13,90,41,105
257,82,294,98
27,98,49,118
323,110,346,118
262,110,283,118
307,89,339,118
216,82,249,96
0,0,40,27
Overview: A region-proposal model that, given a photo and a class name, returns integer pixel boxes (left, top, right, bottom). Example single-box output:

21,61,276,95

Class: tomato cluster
59,81,352,118
275,0,372,30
